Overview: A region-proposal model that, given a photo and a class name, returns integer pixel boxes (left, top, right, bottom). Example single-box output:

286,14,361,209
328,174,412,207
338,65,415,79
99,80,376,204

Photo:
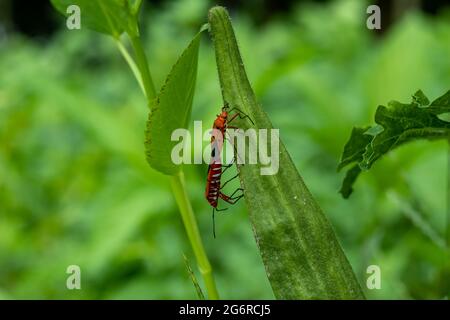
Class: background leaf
51,0,139,37
145,28,204,175
338,126,372,171
183,254,205,300
338,90,450,198
208,6,364,299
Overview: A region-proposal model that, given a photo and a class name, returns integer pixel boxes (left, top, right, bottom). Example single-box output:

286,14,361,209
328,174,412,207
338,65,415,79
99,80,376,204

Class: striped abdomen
205,161,222,208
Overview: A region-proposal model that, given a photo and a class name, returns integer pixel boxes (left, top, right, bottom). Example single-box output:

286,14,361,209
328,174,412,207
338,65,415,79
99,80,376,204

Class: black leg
230,195,244,203
226,194,244,204
219,188,244,205
228,107,255,125
215,207,228,212
220,173,239,190
229,187,244,198
224,134,245,166
221,163,233,175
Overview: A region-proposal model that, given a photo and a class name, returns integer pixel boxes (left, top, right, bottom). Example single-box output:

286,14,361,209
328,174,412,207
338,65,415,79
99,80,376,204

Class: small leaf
338,126,371,171
413,89,430,106
339,165,362,199
209,7,364,300
429,90,450,114
183,254,205,300
51,0,139,37
145,28,205,175
338,90,450,198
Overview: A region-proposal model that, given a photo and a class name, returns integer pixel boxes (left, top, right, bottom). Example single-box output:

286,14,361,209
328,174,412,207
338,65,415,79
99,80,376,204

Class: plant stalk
115,39,145,96
446,134,450,297
171,173,219,300
122,32,219,300
447,135,450,250
130,35,157,101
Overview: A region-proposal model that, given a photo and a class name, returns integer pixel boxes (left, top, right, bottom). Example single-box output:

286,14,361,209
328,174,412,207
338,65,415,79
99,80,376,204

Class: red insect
210,104,253,145
205,104,253,237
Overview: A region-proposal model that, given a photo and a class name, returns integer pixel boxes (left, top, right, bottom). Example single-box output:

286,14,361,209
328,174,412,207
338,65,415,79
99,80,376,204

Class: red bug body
212,110,228,138
205,160,222,208
205,105,252,237
205,106,236,207
209,108,232,149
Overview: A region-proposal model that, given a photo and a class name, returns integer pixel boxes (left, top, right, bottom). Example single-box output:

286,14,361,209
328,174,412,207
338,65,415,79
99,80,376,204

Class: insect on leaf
50,0,139,37
145,27,206,175
338,90,450,198
209,7,364,300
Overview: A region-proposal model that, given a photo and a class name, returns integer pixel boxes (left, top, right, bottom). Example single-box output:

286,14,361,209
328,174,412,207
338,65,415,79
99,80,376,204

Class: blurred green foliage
0,0,449,299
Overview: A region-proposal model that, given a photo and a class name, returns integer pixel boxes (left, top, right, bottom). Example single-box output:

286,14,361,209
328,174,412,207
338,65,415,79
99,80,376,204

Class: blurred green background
0,0,449,299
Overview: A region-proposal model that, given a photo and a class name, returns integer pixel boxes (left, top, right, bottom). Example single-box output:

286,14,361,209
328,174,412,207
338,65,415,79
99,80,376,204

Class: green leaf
338,126,372,171
339,165,362,199
413,89,430,106
209,7,364,300
183,254,205,300
429,90,450,114
145,28,205,175
50,0,139,37
338,90,450,198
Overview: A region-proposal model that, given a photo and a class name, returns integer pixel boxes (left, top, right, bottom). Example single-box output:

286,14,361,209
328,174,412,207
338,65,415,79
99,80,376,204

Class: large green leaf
145,28,205,175
51,0,139,37
208,7,364,299
338,90,450,198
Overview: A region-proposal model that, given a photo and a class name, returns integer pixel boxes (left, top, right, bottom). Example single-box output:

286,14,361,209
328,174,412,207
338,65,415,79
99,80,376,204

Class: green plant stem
115,39,145,96
130,35,157,101
131,0,143,15
123,31,219,300
444,135,450,299
171,172,219,300
447,135,450,249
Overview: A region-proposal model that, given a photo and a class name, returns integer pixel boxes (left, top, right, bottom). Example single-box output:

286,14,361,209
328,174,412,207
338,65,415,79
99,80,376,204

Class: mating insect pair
205,104,254,237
